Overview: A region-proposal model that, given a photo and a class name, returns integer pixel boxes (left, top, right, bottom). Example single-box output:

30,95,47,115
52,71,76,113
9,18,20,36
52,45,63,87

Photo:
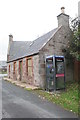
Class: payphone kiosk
46,55,65,91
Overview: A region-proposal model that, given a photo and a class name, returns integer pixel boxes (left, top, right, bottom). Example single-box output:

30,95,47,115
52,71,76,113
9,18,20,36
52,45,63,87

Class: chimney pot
9,34,13,38
61,7,65,13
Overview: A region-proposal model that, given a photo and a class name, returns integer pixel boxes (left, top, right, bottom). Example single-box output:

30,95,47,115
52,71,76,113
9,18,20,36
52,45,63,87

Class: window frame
26,57,33,77
13,62,16,74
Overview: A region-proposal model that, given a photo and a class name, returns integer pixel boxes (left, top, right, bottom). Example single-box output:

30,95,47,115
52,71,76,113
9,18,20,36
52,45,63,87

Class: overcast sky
0,0,79,61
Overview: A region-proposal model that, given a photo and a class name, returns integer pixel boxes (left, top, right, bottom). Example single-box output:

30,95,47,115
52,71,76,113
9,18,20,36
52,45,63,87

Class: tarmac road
2,76,78,118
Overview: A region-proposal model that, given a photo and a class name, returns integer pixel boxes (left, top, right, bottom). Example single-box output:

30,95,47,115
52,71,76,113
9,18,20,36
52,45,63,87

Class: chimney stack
7,34,13,61
57,7,69,27
9,34,13,43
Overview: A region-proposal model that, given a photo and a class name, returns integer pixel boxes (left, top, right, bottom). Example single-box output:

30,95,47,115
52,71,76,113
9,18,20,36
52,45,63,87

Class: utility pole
78,2,80,57
78,1,80,28
78,2,80,37
78,1,80,22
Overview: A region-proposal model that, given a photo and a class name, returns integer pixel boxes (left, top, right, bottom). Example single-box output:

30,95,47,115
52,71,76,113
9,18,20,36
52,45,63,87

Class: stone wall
57,14,69,27
39,26,73,88
7,62,13,79
33,55,40,86
7,55,40,86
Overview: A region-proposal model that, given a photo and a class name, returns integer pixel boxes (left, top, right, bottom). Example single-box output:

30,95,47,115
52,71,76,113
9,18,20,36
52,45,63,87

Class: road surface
2,75,78,118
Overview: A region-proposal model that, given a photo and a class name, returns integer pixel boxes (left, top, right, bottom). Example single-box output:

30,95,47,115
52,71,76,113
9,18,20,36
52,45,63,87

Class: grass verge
24,88,32,91
31,81,79,115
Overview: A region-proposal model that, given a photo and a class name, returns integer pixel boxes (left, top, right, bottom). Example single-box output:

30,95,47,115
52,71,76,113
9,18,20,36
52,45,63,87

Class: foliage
24,88,32,91
66,18,80,61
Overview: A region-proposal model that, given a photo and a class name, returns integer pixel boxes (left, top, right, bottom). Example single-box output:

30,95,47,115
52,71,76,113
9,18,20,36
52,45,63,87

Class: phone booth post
45,55,65,91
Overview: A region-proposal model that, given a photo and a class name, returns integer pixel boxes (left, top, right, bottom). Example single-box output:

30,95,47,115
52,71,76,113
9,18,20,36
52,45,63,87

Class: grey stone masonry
57,13,69,27
33,55,40,86
39,26,73,88
7,35,13,62
7,62,13,79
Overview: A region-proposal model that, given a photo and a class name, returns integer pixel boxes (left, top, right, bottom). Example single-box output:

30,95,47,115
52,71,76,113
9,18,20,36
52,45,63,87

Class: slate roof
8,28,58,62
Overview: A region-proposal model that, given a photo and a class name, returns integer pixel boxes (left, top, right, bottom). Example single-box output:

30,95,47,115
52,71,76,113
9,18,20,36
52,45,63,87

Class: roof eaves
57,13,69,17
7,52,39,63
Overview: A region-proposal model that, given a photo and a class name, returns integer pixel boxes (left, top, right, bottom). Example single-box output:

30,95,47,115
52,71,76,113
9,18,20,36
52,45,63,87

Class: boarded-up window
13,62,16,74
27,58,32,76
26,59,28,75
9,65,10,73
19,60,23,80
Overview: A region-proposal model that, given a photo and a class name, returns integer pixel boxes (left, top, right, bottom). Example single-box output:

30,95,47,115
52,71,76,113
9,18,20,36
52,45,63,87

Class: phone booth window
46,58,53,74
56,62,64,74
55,58,64,74
55,57,65,89
46,57,54,91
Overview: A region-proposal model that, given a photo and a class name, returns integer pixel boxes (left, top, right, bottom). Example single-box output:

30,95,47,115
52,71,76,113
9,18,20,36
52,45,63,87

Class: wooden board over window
13,62,16,74
9,65,10,73
26,58,33,77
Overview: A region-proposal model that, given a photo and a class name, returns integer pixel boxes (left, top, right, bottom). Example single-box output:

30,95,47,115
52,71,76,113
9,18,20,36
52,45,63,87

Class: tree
66,17,80,61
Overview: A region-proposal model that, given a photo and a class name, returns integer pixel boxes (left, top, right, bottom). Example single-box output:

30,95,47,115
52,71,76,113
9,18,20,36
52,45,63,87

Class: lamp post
78,2,80,41
78,1,80,29
78,2,80,22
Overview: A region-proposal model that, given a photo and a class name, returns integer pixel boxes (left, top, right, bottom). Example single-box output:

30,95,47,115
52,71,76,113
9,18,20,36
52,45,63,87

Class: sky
0,0,79,61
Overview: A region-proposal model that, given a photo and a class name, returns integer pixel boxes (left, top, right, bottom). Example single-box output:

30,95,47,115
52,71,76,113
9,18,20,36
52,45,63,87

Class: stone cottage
7,7,73,88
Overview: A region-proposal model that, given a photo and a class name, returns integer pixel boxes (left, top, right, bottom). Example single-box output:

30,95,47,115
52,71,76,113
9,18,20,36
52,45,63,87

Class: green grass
24,88,32,91
32,81,79,115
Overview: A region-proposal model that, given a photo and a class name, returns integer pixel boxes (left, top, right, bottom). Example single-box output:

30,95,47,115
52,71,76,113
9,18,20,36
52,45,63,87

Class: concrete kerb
3,77,39,90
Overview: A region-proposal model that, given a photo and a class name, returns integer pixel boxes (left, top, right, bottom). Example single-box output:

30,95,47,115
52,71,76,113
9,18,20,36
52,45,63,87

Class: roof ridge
33,28,58,41
13,28,58,43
